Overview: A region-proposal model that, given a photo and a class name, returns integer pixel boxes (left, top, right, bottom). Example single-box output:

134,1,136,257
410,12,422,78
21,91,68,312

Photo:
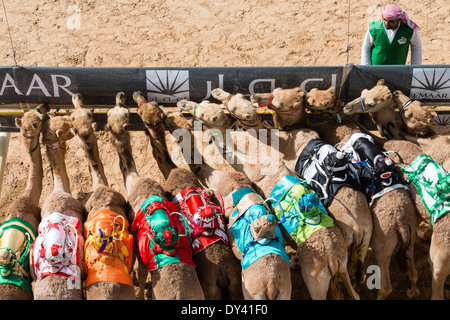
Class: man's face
382,17,401,30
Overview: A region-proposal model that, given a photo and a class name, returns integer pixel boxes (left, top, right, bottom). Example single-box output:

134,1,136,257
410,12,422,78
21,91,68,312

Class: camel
131,91,244,300
30,112,86,300
250,87,306,130
106,92,204,300
70,94,135,300
211,88,268,130
336,133,420,300
342,83,449,171
0,105,49,300
384,140,450,300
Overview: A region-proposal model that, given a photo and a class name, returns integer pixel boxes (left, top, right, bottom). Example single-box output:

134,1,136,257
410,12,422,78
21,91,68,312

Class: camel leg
137,259,149,300
430,235,449,300
372,244,395,300
405,231,420,299
338,257,361,300
301,266,331,300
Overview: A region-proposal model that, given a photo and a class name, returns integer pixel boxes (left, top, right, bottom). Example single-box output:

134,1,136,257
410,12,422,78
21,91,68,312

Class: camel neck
79,137,108,189
22,136,43,207
110,132,140,194
45,141,71,194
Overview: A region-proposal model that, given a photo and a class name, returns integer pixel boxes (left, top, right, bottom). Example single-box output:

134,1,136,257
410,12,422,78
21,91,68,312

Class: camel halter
114,102,125,108
138,99,147,108
259,92,299,115
359,96,366,113
399,99,413,115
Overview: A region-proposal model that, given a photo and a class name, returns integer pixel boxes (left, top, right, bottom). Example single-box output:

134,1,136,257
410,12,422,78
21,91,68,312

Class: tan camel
70,94,135,300
131,91,244,300
107,92,204,300
384,140,450,300
30,113,86,300
211,88,268,130
342,82,449,171
250,87,306,130
0,105,49,300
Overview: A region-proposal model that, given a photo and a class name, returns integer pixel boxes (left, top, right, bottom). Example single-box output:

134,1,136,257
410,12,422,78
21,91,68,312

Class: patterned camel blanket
401,154,450,225
268,175,335,246
228,187,289,270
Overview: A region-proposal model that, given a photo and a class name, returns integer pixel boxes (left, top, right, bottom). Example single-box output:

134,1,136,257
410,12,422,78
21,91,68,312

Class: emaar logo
410,68,450,99
146,70,190,103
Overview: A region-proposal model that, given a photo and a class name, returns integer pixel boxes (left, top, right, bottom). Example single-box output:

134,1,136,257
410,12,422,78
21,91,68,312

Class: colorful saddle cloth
341,133,408,206
401,154,450,225
295,138,361,206
228,187,289,270
173,187,228,255
30,212,82,282
84,208,134,287
0,217,38,292
131,195,195,271
268,175,334,246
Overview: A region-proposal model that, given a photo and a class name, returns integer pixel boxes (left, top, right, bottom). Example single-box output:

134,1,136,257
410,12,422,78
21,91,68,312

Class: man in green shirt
361,4,422,65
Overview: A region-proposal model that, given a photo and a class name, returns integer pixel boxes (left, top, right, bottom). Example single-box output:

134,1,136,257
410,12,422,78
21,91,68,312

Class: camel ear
55,129,62,138
328,86,335,94
393,90,401,97
385,93,393,101
91,122,98,131
15,117,22,127
377,79,385,86
104,123,110,131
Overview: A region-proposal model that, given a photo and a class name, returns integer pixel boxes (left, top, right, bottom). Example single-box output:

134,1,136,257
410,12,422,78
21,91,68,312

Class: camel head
343,79,394,115
304,86,337,111
393,90,437,137
70,93,97,140
105,92,130,136
251,87,304,112
133,91,166,131
41,115,76,145
15,104,50,140
211,88,259,123
177,99,229,130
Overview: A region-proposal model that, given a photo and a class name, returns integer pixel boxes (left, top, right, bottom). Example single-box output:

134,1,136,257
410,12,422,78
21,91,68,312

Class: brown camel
70,94,135,300
30,113,86,300
0,105,49,300
385,140,450,300
250,87,306,130
131,91,244,300
107,92,204,300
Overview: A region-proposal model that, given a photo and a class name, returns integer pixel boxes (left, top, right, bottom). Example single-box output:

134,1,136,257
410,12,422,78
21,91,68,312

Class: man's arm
361,28,373,65
410,29,422,65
